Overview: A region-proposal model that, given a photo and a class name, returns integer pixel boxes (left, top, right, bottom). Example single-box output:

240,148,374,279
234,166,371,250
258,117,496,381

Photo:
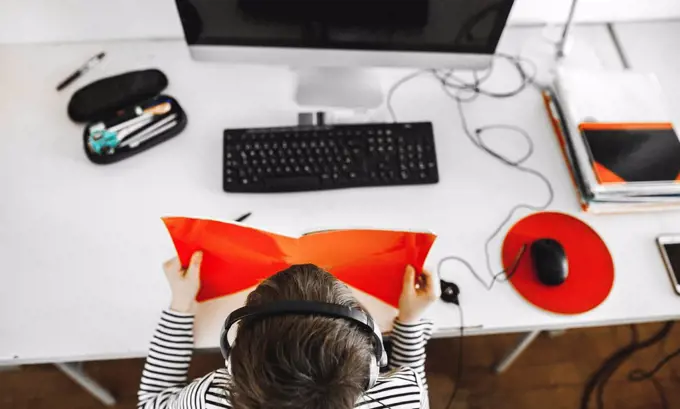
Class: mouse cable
438,243,528,291
387,53,553,290
580,322,674,409
387,53,552,409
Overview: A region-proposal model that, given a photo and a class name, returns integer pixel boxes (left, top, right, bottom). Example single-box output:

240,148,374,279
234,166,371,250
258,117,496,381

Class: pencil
234,212,252,223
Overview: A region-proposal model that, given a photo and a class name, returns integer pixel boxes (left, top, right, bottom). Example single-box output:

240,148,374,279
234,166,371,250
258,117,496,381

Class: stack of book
544,68,680,213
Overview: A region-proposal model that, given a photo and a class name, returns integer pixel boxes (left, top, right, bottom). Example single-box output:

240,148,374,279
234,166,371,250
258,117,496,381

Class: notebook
163,217,437,308
544,91,680,212
581,123,680,188
555,68,680,197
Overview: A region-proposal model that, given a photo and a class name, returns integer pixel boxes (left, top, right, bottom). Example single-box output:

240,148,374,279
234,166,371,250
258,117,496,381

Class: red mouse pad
501,212,614,315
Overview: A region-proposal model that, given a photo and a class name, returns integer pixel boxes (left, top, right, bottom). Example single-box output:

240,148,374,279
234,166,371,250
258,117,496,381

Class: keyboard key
265,176,321,191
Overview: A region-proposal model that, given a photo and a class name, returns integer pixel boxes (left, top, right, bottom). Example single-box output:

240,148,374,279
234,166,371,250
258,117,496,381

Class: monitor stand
294,67,384,110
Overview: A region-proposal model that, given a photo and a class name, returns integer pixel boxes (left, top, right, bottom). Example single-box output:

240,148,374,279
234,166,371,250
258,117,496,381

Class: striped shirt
138,310,434,409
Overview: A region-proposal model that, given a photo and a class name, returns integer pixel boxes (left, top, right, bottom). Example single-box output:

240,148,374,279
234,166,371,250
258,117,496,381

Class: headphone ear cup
220,329,230,361
373,325,388,368
367,355,379,390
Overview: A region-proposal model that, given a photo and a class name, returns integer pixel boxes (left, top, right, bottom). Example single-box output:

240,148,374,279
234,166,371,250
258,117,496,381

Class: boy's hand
163,252,203,314
397,265,440,324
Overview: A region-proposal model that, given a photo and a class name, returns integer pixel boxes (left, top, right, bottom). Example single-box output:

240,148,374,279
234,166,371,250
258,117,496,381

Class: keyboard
223,122,439,193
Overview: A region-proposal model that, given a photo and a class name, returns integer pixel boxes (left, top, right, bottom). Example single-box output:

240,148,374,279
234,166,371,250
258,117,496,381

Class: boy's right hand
397,265,440,324
163,252,203,314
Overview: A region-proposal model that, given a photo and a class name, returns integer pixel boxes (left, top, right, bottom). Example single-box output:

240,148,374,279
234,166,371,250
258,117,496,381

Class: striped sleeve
138,309,203,409
360,367,423,409
387,319,434,390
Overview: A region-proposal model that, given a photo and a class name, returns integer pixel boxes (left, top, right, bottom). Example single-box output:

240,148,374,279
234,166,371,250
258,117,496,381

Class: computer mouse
530,238,568,286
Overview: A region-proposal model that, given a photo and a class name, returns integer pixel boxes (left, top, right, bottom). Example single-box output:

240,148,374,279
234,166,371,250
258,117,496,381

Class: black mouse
530,238,568,286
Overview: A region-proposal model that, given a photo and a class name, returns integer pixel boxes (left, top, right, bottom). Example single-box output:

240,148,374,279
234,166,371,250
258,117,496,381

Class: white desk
1,25,679,368
614,20,680,127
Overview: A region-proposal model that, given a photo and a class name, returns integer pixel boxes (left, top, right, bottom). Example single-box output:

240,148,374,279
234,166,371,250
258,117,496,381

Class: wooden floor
3,322,680,409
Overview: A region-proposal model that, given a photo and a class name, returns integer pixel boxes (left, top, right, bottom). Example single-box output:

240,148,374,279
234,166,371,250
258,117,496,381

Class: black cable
625,340,680,409
580,322,674,409
444,304,464,409
388,52,549,409
437,55,553,289
386,54,537,123
438,243,527,291
433,53,537,99
453,99,554,284
630,347,680,381
594,325,638,409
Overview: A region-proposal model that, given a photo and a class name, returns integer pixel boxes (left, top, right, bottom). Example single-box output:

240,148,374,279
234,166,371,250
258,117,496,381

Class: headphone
220,300,388,390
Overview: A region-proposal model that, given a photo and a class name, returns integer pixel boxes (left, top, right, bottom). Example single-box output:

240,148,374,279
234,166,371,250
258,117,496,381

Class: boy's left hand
163,252,203,314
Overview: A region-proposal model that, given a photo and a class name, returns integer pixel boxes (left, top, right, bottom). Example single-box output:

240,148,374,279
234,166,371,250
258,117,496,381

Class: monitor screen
176,0,515,55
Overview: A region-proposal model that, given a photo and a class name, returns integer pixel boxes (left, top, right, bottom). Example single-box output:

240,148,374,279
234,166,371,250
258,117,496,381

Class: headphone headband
220,300,387,368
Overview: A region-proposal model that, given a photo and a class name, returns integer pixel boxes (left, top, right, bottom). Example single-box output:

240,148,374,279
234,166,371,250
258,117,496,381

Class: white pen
119,114,178,148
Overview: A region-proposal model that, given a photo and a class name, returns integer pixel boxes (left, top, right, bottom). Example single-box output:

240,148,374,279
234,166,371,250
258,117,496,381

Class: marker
56,52,106,91
234,212,252,223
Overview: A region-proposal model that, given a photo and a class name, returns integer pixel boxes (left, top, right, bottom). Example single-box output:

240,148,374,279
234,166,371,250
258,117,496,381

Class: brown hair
228,264,374,409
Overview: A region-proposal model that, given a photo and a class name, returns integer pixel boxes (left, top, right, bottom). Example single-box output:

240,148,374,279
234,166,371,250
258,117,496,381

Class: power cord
626,328,680,409
443,304,464,409
387,52,552,409
580,322,675,409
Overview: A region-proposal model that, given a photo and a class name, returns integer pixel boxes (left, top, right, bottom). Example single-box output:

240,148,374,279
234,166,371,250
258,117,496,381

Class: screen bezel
175,0,516,56
657,235,680,294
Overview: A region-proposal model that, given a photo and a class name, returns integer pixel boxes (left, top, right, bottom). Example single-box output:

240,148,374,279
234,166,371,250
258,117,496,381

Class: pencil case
68,69,187,165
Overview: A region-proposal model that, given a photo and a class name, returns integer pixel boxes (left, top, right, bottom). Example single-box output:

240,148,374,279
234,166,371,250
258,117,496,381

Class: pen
56,52,106,91
118,114,178,148
235,212,252,223
125,120,178,149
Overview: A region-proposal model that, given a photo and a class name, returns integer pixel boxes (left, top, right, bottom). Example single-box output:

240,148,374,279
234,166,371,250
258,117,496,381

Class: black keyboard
223,122,439,193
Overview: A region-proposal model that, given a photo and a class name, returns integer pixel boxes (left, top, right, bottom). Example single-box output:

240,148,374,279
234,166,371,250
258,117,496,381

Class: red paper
163,217,437,307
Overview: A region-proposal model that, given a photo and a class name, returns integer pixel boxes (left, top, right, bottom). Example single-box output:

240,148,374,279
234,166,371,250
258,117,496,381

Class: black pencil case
68,69,187,165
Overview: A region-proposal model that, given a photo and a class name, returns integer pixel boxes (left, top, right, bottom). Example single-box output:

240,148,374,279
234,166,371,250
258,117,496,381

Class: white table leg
55,362,116,406
493,330,542,373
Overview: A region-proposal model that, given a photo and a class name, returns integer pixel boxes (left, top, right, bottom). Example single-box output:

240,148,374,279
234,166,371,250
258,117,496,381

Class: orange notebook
163,217,437,308
578,122,680,186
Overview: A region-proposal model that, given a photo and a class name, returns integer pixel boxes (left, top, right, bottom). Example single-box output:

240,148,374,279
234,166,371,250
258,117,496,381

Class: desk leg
55,362,116,406
493,330,541,373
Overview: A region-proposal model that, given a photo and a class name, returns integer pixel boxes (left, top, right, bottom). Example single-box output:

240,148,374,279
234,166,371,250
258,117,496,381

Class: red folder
163,217,437,308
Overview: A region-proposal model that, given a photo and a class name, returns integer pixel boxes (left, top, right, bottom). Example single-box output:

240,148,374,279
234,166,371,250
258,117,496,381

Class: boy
139,252,439,409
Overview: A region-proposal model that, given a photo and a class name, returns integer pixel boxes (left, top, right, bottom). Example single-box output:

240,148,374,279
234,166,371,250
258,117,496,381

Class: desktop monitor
175,0,516,108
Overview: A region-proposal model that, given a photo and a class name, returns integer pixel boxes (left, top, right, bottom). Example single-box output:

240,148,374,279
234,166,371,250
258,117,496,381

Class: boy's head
228,264,375,409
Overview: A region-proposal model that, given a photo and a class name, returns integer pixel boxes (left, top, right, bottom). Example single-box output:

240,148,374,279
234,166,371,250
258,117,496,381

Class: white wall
1,0,679,44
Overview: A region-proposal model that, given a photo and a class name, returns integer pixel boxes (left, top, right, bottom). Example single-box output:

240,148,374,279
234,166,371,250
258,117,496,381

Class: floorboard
3,322,680,409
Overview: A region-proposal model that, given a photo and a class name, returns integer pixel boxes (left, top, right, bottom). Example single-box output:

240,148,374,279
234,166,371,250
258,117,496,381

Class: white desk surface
2,25,679,365
614,21,680,128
